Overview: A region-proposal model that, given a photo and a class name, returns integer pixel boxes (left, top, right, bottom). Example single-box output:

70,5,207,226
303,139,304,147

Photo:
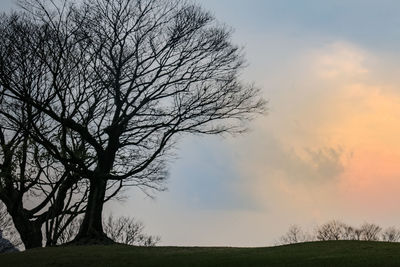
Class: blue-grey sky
201,0,400,50
3,0,400,246
0,0,13,10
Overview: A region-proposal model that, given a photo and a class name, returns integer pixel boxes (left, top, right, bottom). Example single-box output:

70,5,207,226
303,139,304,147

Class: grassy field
1,241,400,267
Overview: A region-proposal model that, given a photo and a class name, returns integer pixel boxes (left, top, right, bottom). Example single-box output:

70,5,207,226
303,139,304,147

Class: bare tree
360,223,381,241
341,224,357,240
354,228,364,241
381,227,400,242
0,13,91,248
103,215,160,246
279,221,400,244
315,220,346,241
277,225,311,245
5,0,265,244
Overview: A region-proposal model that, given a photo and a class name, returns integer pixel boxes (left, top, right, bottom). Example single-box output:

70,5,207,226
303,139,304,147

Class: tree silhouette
2,0,265,244
382,227,400,242
278,225,309,245
316,220,346,241
360,223,381,241
0,13,91,248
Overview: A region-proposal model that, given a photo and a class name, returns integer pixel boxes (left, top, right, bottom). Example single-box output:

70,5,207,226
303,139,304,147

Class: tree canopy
0,0,265,245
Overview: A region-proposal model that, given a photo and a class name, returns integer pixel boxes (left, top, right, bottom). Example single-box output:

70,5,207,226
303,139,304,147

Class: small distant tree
354,228,364,241
278,220,400,244
360,223,381,241
341,224,357,240
278,225,308,245
104,215,160,246
316,220,346,241
381,227,400,242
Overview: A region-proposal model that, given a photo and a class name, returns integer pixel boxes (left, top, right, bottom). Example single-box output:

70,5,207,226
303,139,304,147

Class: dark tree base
66,233,114,246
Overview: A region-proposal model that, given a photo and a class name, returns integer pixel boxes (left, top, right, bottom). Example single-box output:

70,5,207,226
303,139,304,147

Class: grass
1,241,400,267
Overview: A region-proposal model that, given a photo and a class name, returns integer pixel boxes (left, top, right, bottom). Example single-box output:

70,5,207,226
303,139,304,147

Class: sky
3,0,400,246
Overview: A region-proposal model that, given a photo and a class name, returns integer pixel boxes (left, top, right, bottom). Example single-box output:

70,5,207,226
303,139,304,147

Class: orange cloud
232,41,400,231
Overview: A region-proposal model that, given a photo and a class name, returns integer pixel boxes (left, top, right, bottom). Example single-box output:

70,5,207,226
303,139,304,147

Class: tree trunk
2,196,43,249
73,178,113,245
11,215,42,249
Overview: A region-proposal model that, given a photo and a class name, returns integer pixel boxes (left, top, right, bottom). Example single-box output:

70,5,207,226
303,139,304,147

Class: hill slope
1,241,400,267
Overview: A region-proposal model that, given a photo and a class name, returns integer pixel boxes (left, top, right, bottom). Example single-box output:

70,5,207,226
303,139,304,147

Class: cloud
313,42,369,79
226,38,400,233
305,147,346,180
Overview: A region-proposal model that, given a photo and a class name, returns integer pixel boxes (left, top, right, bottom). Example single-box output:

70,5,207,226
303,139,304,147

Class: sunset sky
2,0,400,246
